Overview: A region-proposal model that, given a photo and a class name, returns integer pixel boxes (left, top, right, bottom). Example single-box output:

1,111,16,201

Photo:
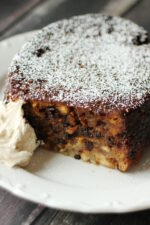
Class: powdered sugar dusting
8,14,150,112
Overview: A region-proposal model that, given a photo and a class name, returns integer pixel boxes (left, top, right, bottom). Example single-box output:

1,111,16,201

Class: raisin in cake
6,14,150,171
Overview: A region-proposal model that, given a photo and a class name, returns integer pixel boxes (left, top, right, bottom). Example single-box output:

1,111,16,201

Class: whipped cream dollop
0,100,39,167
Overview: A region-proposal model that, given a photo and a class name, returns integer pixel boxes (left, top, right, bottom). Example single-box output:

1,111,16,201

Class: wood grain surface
0,0,150,224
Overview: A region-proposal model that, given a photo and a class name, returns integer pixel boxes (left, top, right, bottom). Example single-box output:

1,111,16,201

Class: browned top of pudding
6,14,150,113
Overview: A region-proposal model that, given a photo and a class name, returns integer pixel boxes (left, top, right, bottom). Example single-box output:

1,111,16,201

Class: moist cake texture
6,14,150,171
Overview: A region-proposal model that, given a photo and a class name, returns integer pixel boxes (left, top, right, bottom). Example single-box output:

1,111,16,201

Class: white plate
1,32,150,213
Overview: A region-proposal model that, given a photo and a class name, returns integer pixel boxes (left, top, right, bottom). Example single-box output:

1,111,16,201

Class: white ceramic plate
1,32,150,213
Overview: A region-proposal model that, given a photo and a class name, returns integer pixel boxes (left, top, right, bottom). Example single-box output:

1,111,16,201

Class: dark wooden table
0,0,150,224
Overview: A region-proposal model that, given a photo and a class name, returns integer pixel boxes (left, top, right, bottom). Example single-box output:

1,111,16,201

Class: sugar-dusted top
7,14,150,112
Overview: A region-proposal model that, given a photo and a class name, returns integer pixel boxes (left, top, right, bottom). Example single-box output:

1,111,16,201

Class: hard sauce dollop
0,100,39,167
